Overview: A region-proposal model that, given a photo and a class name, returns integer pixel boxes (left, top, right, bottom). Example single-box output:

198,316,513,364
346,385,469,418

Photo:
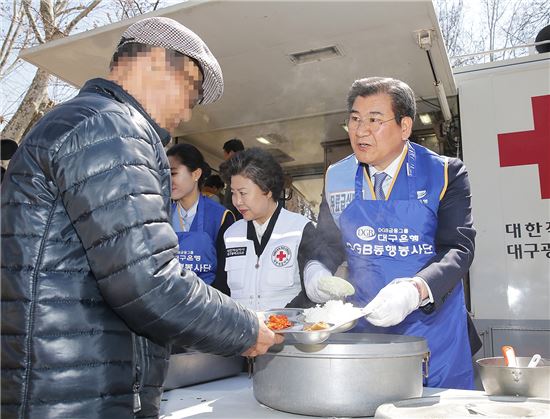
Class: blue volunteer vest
333,142,473,389
171,194,229,285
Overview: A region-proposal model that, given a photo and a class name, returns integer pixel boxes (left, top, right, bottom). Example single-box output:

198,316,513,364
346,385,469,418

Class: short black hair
0,139,19,160
204,174,224,189
220,147,283,202
110,42,151,71
166,143,211,188
222,138,244,153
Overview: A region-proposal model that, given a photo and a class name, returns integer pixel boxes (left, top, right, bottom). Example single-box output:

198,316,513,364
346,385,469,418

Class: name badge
226,247,247,258
329,191,354,214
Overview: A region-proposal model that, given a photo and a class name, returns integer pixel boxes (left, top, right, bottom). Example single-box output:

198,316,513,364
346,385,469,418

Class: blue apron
172,195,217,285
339,146,473,389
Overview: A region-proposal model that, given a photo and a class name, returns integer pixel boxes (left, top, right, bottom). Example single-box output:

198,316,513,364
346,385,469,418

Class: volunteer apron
339,146,473,389
172,194,217,285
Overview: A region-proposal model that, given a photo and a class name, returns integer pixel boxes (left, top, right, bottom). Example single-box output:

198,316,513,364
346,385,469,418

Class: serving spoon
528,354,542,368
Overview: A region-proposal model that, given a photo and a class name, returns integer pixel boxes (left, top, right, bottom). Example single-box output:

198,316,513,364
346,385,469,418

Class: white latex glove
318,276,355,299
304,261,333,303
364,278,421,327
304,262,355,302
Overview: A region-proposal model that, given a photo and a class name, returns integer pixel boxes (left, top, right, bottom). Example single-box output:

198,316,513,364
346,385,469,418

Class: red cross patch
271,245,292,267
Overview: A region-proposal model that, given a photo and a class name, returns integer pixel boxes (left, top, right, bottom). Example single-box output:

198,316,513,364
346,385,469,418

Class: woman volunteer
220,148,316,310
167,144,235,293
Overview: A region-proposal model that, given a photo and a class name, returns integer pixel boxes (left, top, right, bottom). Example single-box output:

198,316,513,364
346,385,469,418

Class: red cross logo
497,95,550,199
276,250,287,261
272,245,291,267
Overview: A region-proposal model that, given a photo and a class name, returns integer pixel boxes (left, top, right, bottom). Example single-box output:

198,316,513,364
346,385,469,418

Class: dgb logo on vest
272,245,292,267
356,225,376,241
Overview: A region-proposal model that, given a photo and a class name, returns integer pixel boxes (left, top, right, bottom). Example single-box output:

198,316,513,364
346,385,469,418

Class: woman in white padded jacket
219,148,316,311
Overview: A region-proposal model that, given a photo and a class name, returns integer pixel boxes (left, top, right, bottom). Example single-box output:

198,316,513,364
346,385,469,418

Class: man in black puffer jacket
1,17,282,419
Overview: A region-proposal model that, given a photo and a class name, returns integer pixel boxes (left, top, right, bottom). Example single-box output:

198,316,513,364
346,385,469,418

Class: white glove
318,276,355,299
364,278,420,327
304,262,354,303
304,261,333,303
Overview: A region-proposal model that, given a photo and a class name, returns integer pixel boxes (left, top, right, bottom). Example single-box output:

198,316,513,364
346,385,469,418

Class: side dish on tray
303,321,330,331
266,314,293,330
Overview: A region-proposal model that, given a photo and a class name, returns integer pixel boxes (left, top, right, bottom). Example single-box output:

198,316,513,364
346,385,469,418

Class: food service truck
16,0,550,416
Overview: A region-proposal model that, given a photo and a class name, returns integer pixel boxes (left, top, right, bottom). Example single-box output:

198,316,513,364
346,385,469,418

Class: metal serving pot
477,356,550,398
253,333,429,417
163,351,243,390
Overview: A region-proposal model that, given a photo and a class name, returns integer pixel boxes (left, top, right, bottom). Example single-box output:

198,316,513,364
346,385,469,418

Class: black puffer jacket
1,79,258,419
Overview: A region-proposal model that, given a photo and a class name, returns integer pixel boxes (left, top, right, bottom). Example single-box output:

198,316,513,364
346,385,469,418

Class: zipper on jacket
131,333,142,413
255,256,260,310
133,381,142,413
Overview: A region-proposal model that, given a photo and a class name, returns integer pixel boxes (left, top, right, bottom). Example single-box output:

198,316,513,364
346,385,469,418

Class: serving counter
159,374,550,418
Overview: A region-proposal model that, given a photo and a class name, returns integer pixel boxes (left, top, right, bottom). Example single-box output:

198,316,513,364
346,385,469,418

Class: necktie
373,172,388,200
178,205,189,231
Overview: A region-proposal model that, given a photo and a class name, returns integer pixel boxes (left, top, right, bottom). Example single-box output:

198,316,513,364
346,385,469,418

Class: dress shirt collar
178,197,199,221
253,215,272,242
367,142,408,180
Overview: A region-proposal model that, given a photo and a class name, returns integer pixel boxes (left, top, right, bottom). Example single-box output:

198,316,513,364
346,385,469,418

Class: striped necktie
373,172,388,200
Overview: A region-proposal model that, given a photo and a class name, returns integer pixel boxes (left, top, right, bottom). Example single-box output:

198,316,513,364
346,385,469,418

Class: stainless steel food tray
261,308,359,344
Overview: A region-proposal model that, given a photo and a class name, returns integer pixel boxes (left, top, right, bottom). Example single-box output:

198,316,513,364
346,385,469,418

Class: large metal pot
477,357,550,398
253,333,429,417
163,350,243,390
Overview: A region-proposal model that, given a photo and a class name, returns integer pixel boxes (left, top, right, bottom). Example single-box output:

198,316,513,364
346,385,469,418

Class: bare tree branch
437,0,547,64
133,0,143,15
39,0,56,39
22,0,45,44
117,0,130,19
54,0,69,16
64,0,102,34
1,68,50,143
59,6,88,15
0,1,24,74
1,59,26,82
1,1,21,55
2,0,167,142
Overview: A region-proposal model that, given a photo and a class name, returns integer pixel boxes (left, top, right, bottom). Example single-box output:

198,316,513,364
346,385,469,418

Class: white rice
303,300,362,325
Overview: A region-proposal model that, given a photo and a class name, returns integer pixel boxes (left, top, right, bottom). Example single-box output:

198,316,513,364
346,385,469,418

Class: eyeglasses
346,115,396,133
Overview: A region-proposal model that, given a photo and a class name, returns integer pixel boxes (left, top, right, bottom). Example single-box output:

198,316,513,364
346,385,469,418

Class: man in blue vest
304,77,476,389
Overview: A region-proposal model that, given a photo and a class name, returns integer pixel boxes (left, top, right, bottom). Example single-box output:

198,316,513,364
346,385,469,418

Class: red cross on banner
497,95,550,199
276,250,287,261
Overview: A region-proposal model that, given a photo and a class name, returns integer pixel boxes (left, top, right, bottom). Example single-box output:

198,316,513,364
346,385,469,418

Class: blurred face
223,149,234,161
231,174,275,224
202,185,218,194
169,156,201,201
348,93,412,171
163,54,203,130
122,47,203,133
